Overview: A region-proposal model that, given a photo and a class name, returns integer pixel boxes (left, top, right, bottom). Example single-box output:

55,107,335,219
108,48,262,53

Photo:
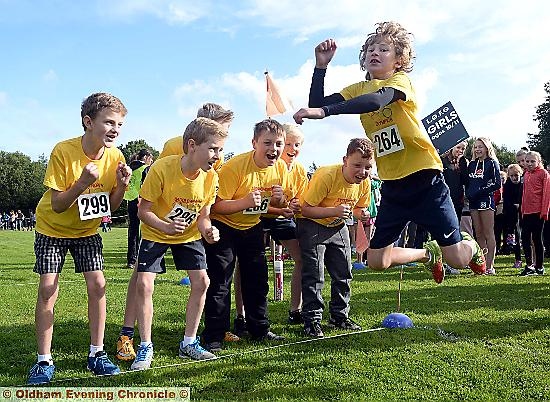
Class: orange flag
356,221,369,254
265,71,287,117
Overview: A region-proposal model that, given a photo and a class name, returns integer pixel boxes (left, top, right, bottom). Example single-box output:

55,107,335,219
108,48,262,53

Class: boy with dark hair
298,138,373,337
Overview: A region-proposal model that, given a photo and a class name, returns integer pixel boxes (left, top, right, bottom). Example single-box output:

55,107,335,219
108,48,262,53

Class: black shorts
33,232,104,274
370,170,462,248
260,217,297,242
136,239,207,274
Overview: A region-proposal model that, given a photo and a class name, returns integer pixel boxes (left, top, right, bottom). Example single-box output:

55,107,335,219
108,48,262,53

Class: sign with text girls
422,101,469,155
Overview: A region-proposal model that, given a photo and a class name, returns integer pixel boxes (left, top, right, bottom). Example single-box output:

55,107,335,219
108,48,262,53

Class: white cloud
99,0,208,24
42,69,58,83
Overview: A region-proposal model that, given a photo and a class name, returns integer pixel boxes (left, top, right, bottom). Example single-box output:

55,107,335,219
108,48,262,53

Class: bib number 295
77,192,111,221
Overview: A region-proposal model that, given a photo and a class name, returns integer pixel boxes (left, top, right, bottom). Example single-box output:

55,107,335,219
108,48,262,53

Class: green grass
1,228,550,400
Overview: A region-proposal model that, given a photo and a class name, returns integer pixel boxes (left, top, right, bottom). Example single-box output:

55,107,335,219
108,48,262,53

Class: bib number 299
77,192,111,221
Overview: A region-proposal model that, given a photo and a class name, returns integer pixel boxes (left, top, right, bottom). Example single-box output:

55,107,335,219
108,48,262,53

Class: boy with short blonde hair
28,93,131,385
126,117,227,370
298,138,373,338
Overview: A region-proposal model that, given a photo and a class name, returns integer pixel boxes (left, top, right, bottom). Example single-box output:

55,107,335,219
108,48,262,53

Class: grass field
1,228,550,400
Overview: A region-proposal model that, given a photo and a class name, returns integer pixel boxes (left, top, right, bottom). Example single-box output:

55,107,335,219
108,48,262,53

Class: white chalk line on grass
0,277,178,287
43,327,386,385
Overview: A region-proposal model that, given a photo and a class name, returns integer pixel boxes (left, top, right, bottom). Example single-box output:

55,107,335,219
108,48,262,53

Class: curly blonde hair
359,21,415,80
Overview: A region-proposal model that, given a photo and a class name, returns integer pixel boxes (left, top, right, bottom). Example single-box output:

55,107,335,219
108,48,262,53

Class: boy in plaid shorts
27,93,131,385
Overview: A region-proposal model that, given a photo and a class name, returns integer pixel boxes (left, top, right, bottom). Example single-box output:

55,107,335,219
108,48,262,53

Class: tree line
1,80,549,213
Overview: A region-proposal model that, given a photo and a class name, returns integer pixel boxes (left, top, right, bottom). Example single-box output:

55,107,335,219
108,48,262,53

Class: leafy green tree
0,151,47,212
118,140,159,163
528,81,550,162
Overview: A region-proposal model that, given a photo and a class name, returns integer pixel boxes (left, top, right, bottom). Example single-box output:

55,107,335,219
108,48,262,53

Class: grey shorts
33,232,104,274
136,239,207,274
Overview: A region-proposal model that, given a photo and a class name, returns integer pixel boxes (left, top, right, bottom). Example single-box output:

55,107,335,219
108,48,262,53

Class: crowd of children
25,20,550,385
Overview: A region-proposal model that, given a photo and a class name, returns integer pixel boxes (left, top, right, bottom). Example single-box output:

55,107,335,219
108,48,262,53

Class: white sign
77,192,111,221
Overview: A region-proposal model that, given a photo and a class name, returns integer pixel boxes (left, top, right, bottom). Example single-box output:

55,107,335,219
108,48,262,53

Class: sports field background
1,228,549,400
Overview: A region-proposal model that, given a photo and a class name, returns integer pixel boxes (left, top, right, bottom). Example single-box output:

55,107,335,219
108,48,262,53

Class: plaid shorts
33,232,104,274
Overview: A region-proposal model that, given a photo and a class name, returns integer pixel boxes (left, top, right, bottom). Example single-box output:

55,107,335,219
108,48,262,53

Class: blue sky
0,0,548,170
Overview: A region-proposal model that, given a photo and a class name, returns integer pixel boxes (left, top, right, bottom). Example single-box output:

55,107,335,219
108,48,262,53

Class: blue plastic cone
382,312,413,329
179,276,190,286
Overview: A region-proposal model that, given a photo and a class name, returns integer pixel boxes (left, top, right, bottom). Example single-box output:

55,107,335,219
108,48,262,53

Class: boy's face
83,108,125,148
342,151,374,184
252,130,284,168
525,155,539,172
281,134,303,165
365,39,401,80
189,136,226,172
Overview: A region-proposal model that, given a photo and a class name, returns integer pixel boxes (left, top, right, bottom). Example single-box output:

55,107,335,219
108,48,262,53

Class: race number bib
372,125,404,157
77,192,111,221
165,204,198,226
243,196,270,215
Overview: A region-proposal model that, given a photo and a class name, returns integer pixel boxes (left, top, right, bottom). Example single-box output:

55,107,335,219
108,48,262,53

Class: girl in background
466,137,501,275
503,164,523,269
519,151,550,276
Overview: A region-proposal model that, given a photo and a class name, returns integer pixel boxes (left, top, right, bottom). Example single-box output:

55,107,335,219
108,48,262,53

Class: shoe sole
115,353,135,361
179,353,218,360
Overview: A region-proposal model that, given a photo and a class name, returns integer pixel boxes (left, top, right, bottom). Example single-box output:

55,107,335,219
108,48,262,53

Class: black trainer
536,267,545,275
251,331,285,341
328,316,362,330
233,315,248,337
519,266,537,276
304,321,324,338
204,341,223,353
288,310,303,324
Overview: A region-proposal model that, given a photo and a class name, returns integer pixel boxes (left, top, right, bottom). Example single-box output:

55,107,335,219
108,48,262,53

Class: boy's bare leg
83,271,107,347
135,272,156,342
122,268,139,328
184,270,210,338
35,273,60,355
281,238,302,312
367,246,428,270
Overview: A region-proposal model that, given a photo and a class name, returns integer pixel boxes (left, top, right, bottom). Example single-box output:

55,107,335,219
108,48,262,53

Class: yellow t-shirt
36,136,125,238
212,151,291,230
302,164,371,227
159,136,223,171
340,71,442,180
264,161,309,219
139,155,218,244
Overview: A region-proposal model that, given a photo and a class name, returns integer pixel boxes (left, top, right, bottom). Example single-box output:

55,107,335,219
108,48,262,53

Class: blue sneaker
130,343,154,370
352,261,367,270
87,351,120,376
179,337,217,360
27,361,55,385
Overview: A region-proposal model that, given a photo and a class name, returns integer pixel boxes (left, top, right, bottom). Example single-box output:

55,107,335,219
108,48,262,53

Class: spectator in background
123,149,153,269
466,137,501,275
503,164,523,268
494,171,507,255
519,151,550,276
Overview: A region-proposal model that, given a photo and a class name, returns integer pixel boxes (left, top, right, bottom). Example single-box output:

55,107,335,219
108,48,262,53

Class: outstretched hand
293,108,326,125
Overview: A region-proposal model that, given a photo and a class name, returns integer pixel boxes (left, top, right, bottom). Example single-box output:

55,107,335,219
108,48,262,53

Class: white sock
140,341,152,348
182,336,196,347
89,344,104,357
37,354,53,364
